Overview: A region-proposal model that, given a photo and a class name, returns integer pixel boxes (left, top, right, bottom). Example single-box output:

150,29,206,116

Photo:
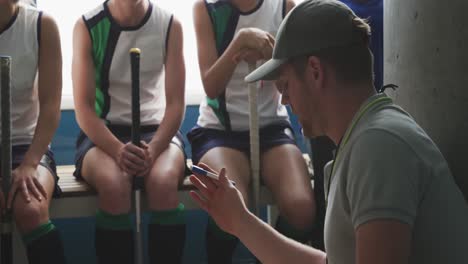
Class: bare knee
84,152,133,214
13,198,49,233
146,167,182,210
96,175,132,214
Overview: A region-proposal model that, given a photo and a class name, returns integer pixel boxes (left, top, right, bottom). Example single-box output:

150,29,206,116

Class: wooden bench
50,155,313,219
55,165,196,197
11,156,312,264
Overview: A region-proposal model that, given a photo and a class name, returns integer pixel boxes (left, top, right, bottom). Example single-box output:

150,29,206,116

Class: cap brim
245,58,287,82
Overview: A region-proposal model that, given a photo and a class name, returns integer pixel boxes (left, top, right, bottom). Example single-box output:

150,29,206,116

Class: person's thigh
199,147,251,203
145,144,185,210
82,147,132,214
261,143,316,229
36,165,56,201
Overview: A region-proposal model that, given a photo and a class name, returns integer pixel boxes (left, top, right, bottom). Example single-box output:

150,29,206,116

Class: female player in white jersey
188,0,317,262
72,0,186,263
0,0,66,263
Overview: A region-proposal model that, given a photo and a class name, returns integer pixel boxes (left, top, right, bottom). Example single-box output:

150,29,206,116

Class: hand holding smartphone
191,165,236,186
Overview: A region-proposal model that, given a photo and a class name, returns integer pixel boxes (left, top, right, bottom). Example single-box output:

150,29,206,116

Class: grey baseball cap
245,0,364,82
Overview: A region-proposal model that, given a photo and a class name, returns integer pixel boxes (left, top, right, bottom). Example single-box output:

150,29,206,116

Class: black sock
147,203,186,263
95,210,133,264
148,223,186,264
206,218,238,264
95,228,134,264
25,227,67,264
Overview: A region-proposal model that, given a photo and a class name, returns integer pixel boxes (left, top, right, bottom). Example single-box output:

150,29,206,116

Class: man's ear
307,56,325,91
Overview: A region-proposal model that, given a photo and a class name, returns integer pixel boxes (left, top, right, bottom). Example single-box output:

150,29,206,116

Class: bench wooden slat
56,155,312,198
56,167,196,198
50,156,312,218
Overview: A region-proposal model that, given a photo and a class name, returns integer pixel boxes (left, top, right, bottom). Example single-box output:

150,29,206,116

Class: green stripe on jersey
89,17,111,117
207,97,227,127
209,5,233,52
207,4,235,128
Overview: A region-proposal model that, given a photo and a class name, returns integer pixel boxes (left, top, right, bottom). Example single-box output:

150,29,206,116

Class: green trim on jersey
208,4,234,53
206,96,226,127
89,17,111,117
204,1,240,130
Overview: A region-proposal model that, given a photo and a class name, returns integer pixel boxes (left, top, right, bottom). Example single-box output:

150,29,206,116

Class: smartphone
191,165,236,185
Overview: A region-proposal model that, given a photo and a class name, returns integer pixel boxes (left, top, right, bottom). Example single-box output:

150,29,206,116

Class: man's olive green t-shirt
324,94,468,264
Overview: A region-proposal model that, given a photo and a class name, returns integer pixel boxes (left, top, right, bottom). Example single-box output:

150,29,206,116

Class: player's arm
146,17,185,161
72,18,123,159
9,13,61,207
193,0,274,99
72,18,146,175
193,0,238,99
21,13,61,171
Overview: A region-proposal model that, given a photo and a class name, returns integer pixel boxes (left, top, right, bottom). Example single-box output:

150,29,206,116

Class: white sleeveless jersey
82,1,173,125
197,0,290,131
0,4,41,145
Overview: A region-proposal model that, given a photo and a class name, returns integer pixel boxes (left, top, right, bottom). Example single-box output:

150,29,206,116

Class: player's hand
116,142,147,176
139,141,156,177
189,163,248,236
235,28,275,60
233,48,265,64
8,165,47,208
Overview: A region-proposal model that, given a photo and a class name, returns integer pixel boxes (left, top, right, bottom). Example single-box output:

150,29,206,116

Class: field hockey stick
0,56,13,264
130,48,144,264
248,62,260,216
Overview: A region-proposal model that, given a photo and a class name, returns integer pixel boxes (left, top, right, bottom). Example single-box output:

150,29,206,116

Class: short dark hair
291,16,374,84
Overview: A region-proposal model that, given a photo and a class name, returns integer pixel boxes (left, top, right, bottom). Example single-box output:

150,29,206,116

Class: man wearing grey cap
189,0,468,263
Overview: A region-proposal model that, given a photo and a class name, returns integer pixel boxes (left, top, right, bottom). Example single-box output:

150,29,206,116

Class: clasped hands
116,141,156,177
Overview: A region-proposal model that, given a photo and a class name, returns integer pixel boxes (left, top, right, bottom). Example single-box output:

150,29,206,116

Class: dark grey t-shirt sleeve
346,129,425,229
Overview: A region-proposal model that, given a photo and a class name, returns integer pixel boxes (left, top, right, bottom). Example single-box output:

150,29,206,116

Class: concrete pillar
385,0,468,201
